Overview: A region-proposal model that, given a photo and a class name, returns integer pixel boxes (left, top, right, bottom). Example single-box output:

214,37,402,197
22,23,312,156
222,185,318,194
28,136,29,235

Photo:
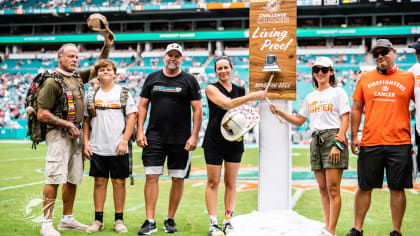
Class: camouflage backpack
25,70,81,149
87,86,130,117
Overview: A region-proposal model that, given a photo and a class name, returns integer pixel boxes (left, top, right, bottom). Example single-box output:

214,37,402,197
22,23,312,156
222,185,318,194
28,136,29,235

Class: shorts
310,129,349,170
45,129,84,185
204,150,243,165
141,140,191,178
415,127,420,170
358,144,413,190
89,153,129,179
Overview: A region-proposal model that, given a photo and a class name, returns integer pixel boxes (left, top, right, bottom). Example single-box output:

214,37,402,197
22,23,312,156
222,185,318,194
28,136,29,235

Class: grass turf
0,143,419,235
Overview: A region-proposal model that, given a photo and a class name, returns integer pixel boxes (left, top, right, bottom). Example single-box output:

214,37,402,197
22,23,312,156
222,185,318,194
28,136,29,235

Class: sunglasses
373,48,391,58
312,67,330,74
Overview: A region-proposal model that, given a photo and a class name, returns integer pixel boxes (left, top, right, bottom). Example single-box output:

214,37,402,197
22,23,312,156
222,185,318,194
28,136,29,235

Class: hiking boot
86,220,104,233
163,218,177,233
346,228,363,236
58,219,88,231
137,220,157,235
223,222,234,235
390,231,402,236
209,224,225,236
40,225,60,236
114,219,128,233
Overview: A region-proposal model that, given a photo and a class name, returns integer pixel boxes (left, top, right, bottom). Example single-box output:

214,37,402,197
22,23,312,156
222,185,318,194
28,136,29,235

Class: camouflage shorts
310,129,349,170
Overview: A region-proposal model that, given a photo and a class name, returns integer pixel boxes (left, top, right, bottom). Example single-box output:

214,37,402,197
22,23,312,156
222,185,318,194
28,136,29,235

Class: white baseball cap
164,43,183,56
220,105,260,142
313,56,334,68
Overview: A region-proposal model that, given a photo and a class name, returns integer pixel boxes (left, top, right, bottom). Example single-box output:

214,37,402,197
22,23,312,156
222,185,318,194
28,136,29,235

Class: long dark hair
312,67,336,88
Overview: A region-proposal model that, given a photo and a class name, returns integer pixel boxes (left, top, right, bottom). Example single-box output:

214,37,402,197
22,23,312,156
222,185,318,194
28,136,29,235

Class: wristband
332,139,345,151
120,139,128,144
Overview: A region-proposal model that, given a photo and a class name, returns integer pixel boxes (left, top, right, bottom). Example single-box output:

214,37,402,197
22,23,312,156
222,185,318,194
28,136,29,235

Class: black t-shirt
202,82,245,153
140,70,201,144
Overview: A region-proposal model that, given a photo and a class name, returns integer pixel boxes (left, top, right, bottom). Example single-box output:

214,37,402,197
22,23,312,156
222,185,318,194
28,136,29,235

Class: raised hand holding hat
87,13,115,42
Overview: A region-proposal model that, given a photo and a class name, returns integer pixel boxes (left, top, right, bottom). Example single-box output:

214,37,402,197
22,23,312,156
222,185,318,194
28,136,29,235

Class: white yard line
3,176,23,180
126,203,145,212
0,181,44,191
0,156,44,162
0,199,16,204
192,182,204,187
291,188,304,208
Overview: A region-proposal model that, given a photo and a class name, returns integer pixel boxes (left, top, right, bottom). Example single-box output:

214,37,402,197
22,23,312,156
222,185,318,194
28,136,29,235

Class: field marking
0,140,32,144
291,188,304,208
3,176,23,180
0,156,44,162
0,199,16,204
0,181,44,191
408,189,418,194
192,182,204,187
126,203,145,212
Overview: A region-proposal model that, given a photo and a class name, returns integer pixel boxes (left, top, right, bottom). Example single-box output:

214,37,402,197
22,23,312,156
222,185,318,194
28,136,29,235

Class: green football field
0,142,419,236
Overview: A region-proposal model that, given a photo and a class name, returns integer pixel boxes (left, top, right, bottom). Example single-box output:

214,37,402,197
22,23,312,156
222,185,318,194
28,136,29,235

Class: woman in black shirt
202,57,266,236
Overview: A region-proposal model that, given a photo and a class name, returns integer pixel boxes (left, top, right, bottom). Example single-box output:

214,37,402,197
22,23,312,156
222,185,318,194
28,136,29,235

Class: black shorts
141,140,191,179
204,150,243,165
89,153,129,179
415,127,420,170
358,145,413,190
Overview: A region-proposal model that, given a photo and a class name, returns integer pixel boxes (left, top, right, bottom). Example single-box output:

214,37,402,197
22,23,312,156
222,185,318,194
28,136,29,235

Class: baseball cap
164,43,183,56
371,39,393,53
408,38,420,51
312,57,334,68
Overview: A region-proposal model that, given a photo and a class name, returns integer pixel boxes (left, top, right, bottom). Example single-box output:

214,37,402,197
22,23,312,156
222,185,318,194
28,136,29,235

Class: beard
166,61,178,70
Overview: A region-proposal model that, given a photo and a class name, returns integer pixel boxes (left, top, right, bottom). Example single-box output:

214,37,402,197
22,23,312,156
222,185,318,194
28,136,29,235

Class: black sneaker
137,220,157,235
390,231,402,236
163,218,177,233
346,228,363,236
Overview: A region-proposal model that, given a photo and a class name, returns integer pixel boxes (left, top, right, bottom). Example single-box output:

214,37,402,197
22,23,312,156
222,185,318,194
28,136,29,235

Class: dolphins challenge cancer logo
263,0,281,13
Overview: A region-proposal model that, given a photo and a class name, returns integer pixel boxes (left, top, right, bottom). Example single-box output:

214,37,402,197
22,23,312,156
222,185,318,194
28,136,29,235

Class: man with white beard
136,43,202,235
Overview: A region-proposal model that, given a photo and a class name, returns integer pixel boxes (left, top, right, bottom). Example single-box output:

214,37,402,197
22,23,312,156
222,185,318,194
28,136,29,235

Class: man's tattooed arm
37,108,80,139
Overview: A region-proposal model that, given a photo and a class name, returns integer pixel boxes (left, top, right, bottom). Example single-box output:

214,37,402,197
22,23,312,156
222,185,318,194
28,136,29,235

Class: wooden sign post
249,0,297,210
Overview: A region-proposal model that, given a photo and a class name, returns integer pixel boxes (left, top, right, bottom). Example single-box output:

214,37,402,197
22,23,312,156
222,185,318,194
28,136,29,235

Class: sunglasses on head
312,67,330,74
373,48,391,58
215,56,231,61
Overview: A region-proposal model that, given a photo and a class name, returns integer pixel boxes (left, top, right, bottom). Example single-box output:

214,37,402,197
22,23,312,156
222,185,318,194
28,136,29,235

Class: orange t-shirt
352,68,414,146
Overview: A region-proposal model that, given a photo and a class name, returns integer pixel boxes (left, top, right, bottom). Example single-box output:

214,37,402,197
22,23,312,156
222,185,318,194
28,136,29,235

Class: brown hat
87,13,111,33
409,38,420,51
371,39,393,53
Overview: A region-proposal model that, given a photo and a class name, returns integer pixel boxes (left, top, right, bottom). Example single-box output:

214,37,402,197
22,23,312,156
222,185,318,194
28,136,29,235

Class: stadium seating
0,49,418,142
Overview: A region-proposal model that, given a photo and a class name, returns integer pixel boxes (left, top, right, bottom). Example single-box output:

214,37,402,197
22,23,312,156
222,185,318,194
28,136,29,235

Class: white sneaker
318,229,335,236
86,220,104,233
114,219,128,233
223,222,235,235
58,219,88,231
40,225,60,236
209,224,225,236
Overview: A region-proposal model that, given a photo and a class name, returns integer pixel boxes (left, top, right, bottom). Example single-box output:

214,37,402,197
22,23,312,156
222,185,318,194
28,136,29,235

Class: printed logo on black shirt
152,86,182,93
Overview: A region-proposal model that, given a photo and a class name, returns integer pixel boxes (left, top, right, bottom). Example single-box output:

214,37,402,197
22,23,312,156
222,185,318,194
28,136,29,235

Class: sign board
249,0,297,100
